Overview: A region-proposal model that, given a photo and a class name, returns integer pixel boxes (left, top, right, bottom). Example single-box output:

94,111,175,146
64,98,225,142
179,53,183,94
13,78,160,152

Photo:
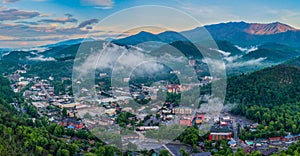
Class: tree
159,149,170,156
177,127,199,146
53,125,64,137
179,148,189,156
68,143,79,155
57,149,70,156
62,108,68,117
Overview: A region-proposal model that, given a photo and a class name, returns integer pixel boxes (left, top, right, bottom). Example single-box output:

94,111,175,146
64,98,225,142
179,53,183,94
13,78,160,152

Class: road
39,82,52,99
232,116,247,148
232,117,238,141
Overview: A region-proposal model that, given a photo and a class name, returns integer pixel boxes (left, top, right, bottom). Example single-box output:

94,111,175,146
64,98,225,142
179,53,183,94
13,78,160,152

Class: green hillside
226,65,300,107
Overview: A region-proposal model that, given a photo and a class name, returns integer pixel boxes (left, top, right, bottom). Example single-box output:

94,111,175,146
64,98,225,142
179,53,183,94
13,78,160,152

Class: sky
1,0,300,48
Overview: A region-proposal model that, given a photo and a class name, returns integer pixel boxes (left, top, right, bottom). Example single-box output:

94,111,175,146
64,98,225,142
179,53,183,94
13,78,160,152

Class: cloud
81,0,114,8
0,9,40,21
65,13,73,18
0,23,89,38
235,45,258,54
227,57,267,68
73,43,188,79
202,58,226,71
38,17,78,24
86,26,93,30
224,55,242,63
26,55,56,61
210,48,231,57
16,21,39,25
78,18,99,28
3,0,19,3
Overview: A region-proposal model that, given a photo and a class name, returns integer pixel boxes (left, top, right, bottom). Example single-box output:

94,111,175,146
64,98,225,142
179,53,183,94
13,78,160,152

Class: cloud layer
81,0,114,7
3,0,20,3
0,9,40,21
78,18,99,28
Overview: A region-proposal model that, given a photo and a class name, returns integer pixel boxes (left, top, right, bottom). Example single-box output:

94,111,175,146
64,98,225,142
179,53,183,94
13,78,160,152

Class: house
283,134,294,142
179,119,192,127
122,134,140,141
269,137,283,146
105,108,117,116
98,117,114,126
58,103,80,109
220,121,228,126
209,126,232,141
189,60,196,66
245,140,254,146
269,136,282,142
166,84,181,93
59,119,84,129
222,116,231,122
136,126,159,131
195,113,205,124
228,140,236,147
172,107,192,115
179,116,194,127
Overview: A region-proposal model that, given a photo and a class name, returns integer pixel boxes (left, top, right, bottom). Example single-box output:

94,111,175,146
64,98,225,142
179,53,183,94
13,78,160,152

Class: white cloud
81,0,114,7
224,55,242,63
73,43,189,80
26,55,55,61
227,57,267,68
3,0,19,3
235,45,258,54
209,48,231,57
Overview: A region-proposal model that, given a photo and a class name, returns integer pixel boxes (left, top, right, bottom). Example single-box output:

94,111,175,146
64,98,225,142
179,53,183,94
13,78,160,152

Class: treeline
232,102,300,140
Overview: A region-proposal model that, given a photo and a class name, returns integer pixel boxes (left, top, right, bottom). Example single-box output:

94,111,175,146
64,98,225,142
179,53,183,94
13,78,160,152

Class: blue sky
1,0,300,48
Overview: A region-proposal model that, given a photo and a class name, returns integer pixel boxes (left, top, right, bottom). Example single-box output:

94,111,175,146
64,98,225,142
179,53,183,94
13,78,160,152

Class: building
220,121,228,126
136,126,159,131
195,113,205,124
59,119,84,129
269,136,282,142
189,60,196,66
209,126,232,141
58,103,80,109
222,116,231,122
179,119,193,126
228,140,237,147
167,84,181,93
172,107,192,115
282,134,294,142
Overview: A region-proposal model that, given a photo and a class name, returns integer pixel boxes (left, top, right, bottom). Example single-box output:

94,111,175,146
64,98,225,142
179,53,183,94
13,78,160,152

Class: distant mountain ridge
113,31,187,45
114,21,300,47
246,22,297,35
41,38,95,48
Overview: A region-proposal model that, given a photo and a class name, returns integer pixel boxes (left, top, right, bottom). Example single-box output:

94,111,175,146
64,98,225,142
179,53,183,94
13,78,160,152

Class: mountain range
113,21,300,47
1,21,300,78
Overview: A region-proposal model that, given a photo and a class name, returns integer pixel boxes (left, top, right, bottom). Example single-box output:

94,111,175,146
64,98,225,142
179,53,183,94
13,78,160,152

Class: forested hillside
223,65,300,140
226,65,300,107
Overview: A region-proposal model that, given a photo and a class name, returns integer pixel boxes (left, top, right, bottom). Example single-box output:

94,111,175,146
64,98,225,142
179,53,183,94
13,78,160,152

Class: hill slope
226,65,300,107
